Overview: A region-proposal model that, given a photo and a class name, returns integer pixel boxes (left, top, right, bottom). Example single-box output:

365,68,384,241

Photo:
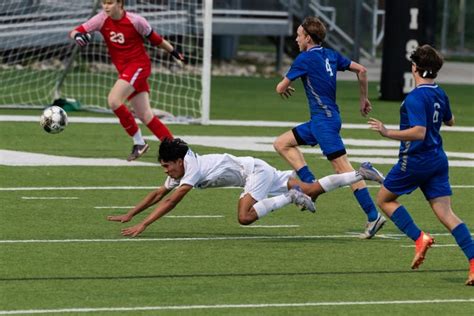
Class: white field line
0,186,157,191
1,232,470,244
21,197,78,200
2,115,473,132
1,185,473,192
401,244,459,248
0,235,389,244
0,299,473,314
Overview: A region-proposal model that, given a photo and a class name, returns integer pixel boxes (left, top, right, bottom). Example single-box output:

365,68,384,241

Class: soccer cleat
466,259,474,286
287,186,316,213
359,213,387,239
411,232,435,269
127,143,150,161
358,162,385,184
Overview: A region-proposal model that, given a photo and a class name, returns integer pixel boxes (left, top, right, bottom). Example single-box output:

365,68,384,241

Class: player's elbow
357,66,368,78
238,214,254,226
412,127,426,140
445,116,455,126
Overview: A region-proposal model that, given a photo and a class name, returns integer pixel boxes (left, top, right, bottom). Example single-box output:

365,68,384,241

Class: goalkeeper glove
74,33,91,47
170,49,186,65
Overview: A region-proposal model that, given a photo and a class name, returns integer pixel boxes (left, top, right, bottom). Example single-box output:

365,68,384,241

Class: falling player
369,45,474,285
70,0,184,161
107,138,385,237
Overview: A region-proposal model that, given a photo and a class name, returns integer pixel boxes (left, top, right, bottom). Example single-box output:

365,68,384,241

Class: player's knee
375,194,385,210
273,138,285,153
107,96,121,110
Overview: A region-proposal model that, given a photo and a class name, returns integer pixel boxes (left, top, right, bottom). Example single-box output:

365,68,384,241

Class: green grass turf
0,76,473,314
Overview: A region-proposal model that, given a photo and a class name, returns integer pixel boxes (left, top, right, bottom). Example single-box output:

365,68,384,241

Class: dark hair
301,16,326,44
410,44,444,79
158,138,188,162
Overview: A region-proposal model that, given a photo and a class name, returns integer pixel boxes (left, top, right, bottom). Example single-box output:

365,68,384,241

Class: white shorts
240,158,294,201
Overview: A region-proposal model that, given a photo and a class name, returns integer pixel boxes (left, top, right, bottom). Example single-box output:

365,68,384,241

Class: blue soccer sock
296,165,316,183
353,188,378,222
390,206,422,241
452,223,474,260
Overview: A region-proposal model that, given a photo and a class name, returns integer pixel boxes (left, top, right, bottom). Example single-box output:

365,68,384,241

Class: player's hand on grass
122,223,147,237
74,33,91,47
280,86,295,99
368,117,388,137
107,214,132,223
360,98,372,117
171,49,186,66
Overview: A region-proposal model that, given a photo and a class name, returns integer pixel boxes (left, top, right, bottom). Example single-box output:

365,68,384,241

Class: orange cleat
466,259,474,286
411,232,435,269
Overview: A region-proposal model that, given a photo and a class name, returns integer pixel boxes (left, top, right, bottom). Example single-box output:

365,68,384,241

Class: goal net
0,0,212,123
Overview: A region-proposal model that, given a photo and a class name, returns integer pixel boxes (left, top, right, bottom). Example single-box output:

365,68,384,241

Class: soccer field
1,78,473,315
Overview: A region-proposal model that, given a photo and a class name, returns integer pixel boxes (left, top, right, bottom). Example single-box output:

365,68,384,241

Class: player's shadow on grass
0,268,466,282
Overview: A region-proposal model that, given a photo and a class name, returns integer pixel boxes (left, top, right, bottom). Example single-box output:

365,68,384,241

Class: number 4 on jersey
325,58,334,77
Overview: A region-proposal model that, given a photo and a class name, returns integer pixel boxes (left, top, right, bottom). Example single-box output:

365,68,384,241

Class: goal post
0,0,212,124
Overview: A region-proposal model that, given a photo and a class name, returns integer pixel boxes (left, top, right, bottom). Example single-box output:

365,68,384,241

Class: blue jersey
398,84,452,170
286,46,351,119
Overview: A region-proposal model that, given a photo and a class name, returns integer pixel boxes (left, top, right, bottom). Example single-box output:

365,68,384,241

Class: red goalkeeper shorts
118,63,151,100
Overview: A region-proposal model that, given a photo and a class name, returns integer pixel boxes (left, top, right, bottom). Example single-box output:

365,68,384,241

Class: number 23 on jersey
110,31,125,44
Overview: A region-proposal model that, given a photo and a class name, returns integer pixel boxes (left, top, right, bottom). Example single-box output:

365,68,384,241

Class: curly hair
158,138,189,162
410,45,444,79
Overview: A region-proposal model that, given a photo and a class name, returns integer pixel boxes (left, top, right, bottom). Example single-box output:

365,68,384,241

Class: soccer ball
40,106,68,134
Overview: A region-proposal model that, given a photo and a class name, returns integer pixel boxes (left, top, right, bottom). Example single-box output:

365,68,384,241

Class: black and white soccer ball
40,106,68,134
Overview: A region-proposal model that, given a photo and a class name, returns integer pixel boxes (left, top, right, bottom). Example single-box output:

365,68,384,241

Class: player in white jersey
108,138,384,237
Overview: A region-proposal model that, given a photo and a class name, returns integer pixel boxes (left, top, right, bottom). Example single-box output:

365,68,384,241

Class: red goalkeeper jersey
75,11,153,72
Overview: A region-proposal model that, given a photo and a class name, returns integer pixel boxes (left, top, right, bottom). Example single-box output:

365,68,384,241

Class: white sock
318,171,363,192
253,195,292,218
132,129,146,145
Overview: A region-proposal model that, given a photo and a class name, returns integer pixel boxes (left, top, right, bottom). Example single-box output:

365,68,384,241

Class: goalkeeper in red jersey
70,0,185,161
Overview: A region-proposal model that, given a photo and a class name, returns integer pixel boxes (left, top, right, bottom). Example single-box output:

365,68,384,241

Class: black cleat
127,143,150,161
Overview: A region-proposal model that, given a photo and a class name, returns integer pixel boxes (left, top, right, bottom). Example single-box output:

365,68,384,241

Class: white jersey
164,149,256,190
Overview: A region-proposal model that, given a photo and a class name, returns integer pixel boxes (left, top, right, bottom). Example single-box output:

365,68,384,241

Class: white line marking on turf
21,197,78,200
2,115,473,131
1,232,471,244
0,186,157,191
1,185,473,192
0,299,472,314
94,208,224,218
0,234,394,244
345,232,400,239
401,244,459,248
241,225,300,228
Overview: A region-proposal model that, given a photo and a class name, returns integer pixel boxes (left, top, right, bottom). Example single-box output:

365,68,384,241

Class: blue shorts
292,119,346,160
383,157,452,200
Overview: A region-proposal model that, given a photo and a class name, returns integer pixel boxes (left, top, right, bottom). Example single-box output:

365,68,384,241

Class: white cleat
359,213,387,239
359,162,385,184
287,186,316,213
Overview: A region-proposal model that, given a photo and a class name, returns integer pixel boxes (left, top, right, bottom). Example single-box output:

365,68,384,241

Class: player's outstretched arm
276,77,295,99
121,184,193,237
349,61,372,117
107,186,171,223
368,117,426,141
